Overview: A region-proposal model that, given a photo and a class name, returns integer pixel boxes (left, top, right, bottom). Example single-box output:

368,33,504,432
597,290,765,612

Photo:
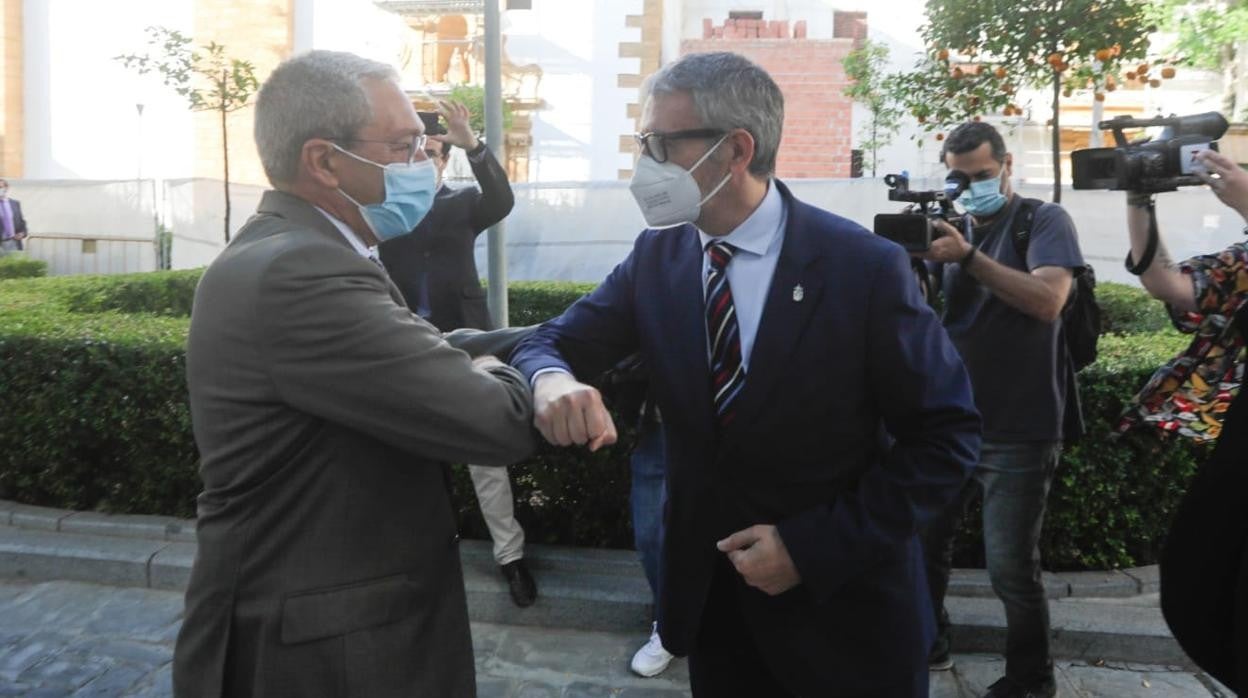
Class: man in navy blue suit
510,52,981,697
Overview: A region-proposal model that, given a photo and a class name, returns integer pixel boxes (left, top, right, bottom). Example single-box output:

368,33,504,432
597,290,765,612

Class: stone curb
0,499,1158,597
0,499,1182,666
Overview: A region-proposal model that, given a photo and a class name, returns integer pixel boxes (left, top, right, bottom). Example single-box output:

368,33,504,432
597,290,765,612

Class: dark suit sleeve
776,245,980,600
12,200,25,235
257,241,536,467
509,239,642,384
466,146,514,234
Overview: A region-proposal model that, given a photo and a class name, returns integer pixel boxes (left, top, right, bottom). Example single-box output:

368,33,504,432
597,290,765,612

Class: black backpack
1010,198,1102,373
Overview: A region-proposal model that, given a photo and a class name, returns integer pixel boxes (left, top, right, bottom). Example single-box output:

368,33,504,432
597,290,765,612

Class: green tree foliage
446,83,514,135
885,0,1154,202
116,27,259,244
842,38,905,177
1149,0,1248,119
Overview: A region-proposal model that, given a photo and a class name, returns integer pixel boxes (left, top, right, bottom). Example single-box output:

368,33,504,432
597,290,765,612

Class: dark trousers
922,440,1061,687
1159,387,1248,693
689,557,926,698
630,424,666,600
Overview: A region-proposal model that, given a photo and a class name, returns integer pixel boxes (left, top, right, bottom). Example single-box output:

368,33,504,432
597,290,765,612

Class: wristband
1125,202,1159,275
960,246,977,269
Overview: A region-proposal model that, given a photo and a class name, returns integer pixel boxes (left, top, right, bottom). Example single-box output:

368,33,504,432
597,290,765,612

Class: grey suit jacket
173,190,536,698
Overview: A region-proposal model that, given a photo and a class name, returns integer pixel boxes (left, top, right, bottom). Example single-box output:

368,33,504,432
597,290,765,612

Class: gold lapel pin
793,284,804,302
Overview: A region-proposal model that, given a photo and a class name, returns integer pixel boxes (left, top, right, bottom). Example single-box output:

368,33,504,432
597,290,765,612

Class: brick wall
0,0,22,177
193,0,294,186
683,15,857,179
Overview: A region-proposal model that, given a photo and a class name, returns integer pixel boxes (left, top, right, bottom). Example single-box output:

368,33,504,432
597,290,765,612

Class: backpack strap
1009,197,1044,264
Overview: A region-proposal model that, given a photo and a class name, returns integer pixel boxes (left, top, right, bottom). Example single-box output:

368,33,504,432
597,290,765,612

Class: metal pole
484,0,508,328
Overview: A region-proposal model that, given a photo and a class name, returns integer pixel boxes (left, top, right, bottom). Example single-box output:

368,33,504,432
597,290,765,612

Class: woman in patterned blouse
1121,147,1248,693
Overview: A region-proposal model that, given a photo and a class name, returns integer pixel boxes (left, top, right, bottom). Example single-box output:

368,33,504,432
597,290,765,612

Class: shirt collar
697,179,783,256
315,206,377,259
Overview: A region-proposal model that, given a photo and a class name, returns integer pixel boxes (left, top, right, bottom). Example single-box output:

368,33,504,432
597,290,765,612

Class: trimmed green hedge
0,254,47,280
0,272,1211,570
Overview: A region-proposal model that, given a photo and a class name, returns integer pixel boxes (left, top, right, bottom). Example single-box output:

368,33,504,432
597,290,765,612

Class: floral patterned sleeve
1169,241,1248,333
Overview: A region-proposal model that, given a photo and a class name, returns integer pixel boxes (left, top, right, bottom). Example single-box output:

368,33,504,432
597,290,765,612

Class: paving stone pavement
0,578,1228,697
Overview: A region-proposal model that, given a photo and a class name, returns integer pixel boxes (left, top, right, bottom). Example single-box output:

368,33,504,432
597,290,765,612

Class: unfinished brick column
681,13,860,179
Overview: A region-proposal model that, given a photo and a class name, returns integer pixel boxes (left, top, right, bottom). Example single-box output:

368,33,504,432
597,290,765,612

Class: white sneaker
630,621,675,677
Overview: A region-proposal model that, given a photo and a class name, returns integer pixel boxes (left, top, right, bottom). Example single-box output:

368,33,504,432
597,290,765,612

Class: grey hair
642,52,784,177
254,50,399,186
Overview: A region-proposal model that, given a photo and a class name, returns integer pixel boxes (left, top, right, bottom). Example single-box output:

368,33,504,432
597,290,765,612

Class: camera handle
1125,197,1160,276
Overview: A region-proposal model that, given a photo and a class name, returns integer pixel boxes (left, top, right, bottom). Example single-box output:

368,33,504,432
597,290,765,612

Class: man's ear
302,139,341,189
1003,152,1014,179
727,128,756,176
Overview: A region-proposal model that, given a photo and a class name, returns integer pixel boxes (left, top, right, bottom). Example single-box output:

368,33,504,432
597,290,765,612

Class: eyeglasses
634,128,725,164
334,134,429,164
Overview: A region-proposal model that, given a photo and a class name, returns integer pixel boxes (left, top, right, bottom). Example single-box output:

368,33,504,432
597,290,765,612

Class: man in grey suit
173,50,536,697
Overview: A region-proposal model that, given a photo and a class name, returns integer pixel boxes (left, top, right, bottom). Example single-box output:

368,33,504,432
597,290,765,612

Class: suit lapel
726,187,824,434
256,190,411,309
666,227,715,435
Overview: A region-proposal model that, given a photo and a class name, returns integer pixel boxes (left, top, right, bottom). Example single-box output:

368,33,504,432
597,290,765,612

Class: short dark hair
940,121,1007,164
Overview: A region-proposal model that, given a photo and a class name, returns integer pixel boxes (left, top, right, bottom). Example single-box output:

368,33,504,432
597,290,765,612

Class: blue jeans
922,440,1061,686
630,424,666,600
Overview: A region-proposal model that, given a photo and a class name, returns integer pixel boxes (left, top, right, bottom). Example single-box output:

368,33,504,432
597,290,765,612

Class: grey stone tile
1060,660,1214,697
515,682,560,698
80,587,184,642
617,688,691,698
16,648,111,689
71,662,150,696
123,663,172,698
0,631,74,682
562,681,613,697
477,676,515,698
65,638,171,669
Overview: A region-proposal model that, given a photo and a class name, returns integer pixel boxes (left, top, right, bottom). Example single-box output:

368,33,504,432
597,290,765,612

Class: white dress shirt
316,206,379,262
697,180,787,370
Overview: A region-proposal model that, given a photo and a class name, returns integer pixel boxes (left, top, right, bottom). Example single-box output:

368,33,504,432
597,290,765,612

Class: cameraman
1119,148,1248,692
918,122,1085,698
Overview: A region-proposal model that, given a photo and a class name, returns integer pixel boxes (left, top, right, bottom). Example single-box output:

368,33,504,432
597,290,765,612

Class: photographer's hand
430,100,480,152
1195,150,1248,222
920,219,973,264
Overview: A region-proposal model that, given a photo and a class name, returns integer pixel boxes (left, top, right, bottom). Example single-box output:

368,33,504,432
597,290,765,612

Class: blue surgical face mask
959,172,1008,217
333,144,437,241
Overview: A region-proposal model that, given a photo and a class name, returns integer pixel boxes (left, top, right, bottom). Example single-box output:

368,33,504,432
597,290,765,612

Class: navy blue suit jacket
511,180,980,694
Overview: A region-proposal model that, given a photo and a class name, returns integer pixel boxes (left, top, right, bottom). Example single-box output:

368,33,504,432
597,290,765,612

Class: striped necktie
705,241,745,427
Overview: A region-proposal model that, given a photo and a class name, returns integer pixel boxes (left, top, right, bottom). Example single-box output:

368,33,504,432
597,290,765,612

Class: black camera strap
1124,200,1160,276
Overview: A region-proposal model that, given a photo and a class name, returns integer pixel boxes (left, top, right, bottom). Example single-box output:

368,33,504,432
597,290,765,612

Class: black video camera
418,111,448,136
873,171,970,252
1071,112,1228,193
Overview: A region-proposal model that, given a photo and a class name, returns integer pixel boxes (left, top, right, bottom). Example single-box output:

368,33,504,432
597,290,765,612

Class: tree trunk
221,104,231,244
870,112,878,177
1051,69,1062,203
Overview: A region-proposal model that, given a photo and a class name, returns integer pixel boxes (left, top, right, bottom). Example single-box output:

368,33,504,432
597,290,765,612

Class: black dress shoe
983,675,1057,698
501,559,537,607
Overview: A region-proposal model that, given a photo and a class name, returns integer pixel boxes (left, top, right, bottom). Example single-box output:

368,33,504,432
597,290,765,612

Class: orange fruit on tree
1111,43,1121,56
938,48,950,61
994,66,1007,79
936,133,945,141
952,67,965,79
1161,67,1176,79
1094,92,1105,102
1106,83,1117,92
1048,52,1063,66
1137,63,1150,75
1095,48,1112,62
1125,71,1136,80
1056,61,1069,72
1149,78,1161,88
